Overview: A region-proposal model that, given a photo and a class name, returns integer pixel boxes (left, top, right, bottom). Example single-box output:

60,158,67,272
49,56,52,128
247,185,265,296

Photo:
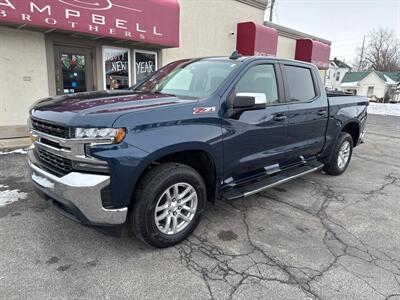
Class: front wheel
129,163,206,248
323,132,353,176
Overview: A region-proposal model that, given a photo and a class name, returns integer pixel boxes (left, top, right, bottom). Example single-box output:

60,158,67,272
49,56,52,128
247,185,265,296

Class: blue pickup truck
28,55,367,247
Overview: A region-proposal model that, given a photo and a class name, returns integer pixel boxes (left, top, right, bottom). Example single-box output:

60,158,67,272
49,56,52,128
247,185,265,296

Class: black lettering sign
135,52,157,84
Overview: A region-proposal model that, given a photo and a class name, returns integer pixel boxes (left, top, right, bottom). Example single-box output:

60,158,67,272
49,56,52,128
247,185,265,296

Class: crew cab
28,55,368,248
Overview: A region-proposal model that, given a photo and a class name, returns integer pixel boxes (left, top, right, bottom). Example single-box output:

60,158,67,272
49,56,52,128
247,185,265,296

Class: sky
266,0,400,65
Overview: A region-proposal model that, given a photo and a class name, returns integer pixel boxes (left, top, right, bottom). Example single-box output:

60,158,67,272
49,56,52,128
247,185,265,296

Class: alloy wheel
154,182,198,235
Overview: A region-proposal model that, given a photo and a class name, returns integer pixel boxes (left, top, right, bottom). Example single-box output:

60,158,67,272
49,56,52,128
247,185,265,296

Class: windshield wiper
153,91,177,97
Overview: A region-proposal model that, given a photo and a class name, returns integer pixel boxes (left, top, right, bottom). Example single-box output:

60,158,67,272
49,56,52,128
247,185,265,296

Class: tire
129,163,206,248
323,132,353,176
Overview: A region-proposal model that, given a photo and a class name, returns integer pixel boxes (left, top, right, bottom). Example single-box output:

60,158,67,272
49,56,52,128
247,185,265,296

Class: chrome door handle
273,114,287,121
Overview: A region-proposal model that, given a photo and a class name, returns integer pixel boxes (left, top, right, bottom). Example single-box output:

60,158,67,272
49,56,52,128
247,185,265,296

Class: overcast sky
266,0,400,64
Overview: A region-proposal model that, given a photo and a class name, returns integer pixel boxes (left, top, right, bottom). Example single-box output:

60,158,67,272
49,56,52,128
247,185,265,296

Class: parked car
28,55,368,248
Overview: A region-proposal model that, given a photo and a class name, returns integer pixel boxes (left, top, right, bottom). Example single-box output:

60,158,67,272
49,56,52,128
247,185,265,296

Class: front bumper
28,149,127,226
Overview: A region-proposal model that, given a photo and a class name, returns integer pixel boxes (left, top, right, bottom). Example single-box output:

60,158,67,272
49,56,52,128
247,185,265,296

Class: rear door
222,62,290,183
280,63,329,161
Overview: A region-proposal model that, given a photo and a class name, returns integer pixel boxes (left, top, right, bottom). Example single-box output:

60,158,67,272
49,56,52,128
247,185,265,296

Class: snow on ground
0,184,28,207
368,102,400,117
0,148,27,155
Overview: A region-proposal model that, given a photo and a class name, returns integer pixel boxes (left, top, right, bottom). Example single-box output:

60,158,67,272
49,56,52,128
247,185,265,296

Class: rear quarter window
284,65,316,102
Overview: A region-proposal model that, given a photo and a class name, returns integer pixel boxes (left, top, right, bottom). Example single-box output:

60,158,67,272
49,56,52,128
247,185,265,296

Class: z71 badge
193,107,216,115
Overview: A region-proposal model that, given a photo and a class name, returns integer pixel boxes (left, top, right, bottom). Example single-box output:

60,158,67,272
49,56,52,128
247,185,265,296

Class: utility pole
269,0,276,22
358,35,366,71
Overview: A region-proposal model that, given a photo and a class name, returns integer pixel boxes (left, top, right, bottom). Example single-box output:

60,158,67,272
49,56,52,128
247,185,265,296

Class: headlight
75,128,126,143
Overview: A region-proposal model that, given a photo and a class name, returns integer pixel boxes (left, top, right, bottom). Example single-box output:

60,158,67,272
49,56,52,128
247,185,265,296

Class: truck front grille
31,118,70,139
37,148,73,175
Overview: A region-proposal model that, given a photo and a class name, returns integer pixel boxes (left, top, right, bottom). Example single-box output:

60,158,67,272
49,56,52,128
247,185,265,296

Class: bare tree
357,28,400,72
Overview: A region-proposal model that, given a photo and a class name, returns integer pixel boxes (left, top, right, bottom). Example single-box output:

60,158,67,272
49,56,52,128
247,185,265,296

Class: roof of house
331,57,352,69
341,72,370,83
341,71,400,84
383,72,400,82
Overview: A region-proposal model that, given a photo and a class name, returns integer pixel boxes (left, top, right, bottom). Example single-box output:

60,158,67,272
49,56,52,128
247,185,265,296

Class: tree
357,28,400,72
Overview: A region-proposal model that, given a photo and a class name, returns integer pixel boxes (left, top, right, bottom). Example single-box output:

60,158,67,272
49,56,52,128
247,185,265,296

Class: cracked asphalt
1,114,400,299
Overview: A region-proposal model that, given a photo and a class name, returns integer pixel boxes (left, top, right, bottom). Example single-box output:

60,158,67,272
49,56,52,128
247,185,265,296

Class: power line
332,37,365,42
275,4,280,24
332,44,362,49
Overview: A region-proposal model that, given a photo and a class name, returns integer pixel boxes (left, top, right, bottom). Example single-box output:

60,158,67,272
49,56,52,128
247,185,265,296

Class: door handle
317,110,327,116
273,114,287,121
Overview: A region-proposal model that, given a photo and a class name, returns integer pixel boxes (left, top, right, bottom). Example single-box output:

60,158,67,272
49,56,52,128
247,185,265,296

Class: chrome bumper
28,152,127,225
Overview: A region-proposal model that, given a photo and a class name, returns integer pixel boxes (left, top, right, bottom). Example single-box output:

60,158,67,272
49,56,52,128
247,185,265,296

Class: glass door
54,45,94,95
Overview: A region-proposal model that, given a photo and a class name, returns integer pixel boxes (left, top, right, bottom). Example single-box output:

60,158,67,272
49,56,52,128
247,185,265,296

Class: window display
134,51,157,84
103,47,130,90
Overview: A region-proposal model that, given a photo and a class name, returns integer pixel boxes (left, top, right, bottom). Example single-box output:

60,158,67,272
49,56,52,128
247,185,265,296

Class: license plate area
32,172,55,190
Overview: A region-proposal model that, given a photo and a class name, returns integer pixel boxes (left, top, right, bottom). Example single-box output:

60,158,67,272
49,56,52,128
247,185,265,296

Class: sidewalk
0,138,31,151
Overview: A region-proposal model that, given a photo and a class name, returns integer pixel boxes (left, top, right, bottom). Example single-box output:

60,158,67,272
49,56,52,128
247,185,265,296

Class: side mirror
232,93,267,109
227,92,267,119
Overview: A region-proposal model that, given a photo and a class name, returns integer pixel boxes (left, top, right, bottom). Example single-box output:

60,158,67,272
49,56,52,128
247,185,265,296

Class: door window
61,54,87,94
55,46,94,95
235,64,279,105
284,65,316,102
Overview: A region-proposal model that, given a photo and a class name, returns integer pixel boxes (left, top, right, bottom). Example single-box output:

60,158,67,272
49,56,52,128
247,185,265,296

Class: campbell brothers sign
0,0,180,47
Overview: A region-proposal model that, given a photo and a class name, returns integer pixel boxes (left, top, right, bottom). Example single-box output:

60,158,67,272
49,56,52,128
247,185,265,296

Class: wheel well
139,150,217,203
342,122,359,146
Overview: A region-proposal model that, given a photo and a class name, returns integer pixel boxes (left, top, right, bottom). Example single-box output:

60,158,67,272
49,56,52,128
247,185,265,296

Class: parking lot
1,114,399,299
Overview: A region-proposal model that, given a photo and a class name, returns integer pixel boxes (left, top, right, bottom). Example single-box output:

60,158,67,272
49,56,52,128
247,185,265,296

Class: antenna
229,51,242,60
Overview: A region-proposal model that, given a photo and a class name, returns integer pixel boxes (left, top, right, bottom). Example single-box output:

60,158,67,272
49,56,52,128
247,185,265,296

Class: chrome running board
222,161,323,200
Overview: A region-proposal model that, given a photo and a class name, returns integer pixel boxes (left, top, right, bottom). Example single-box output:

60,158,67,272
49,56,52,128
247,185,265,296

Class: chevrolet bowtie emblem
30,133,39,143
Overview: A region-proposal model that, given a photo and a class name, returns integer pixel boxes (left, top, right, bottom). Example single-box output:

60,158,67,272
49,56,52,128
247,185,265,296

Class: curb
0,138,31,152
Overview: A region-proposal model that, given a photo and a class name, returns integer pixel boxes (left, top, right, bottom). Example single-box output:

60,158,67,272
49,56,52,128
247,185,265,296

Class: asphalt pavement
0,114,399,299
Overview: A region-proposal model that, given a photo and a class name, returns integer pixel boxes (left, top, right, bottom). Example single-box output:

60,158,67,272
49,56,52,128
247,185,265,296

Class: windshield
133,59,239,99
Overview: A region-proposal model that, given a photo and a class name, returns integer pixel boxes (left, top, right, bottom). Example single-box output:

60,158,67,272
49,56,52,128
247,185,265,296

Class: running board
222,161,324,200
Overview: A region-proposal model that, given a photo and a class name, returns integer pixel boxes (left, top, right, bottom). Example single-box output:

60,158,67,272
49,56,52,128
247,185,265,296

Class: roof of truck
201,55,316,67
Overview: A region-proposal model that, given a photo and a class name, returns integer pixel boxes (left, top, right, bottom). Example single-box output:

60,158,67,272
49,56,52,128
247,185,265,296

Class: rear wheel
130,163,206,248
323,132,353,175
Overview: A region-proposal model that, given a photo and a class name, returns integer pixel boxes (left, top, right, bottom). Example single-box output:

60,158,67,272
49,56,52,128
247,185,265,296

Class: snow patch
0,185,28,207
384,75,397,85
368,103,400,117
0,148,27,155
340,81,359,88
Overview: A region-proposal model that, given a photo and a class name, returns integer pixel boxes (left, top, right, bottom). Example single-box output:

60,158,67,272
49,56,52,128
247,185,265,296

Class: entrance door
54,46,94,95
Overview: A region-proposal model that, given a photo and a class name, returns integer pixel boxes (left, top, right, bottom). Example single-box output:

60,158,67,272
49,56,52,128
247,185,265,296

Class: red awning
236,22,278,56
0,0,180,47
295,39,331,70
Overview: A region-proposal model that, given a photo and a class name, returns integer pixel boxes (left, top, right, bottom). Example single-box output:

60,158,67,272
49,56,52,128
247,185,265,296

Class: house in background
325,57,352,91
340,71,399,102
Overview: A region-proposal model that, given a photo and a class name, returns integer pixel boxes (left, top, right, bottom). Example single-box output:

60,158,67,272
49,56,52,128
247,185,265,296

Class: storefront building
0,0,330,139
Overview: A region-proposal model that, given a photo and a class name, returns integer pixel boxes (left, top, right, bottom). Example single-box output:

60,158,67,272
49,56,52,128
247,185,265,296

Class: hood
31,90,195,127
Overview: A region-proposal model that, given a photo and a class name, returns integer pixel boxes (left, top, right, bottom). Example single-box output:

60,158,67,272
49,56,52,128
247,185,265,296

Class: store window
134,50,158,84
103,47,131,90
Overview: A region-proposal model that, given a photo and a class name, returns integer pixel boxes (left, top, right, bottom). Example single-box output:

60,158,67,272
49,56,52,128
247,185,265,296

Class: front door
54,45,94,95
222,63,290,183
